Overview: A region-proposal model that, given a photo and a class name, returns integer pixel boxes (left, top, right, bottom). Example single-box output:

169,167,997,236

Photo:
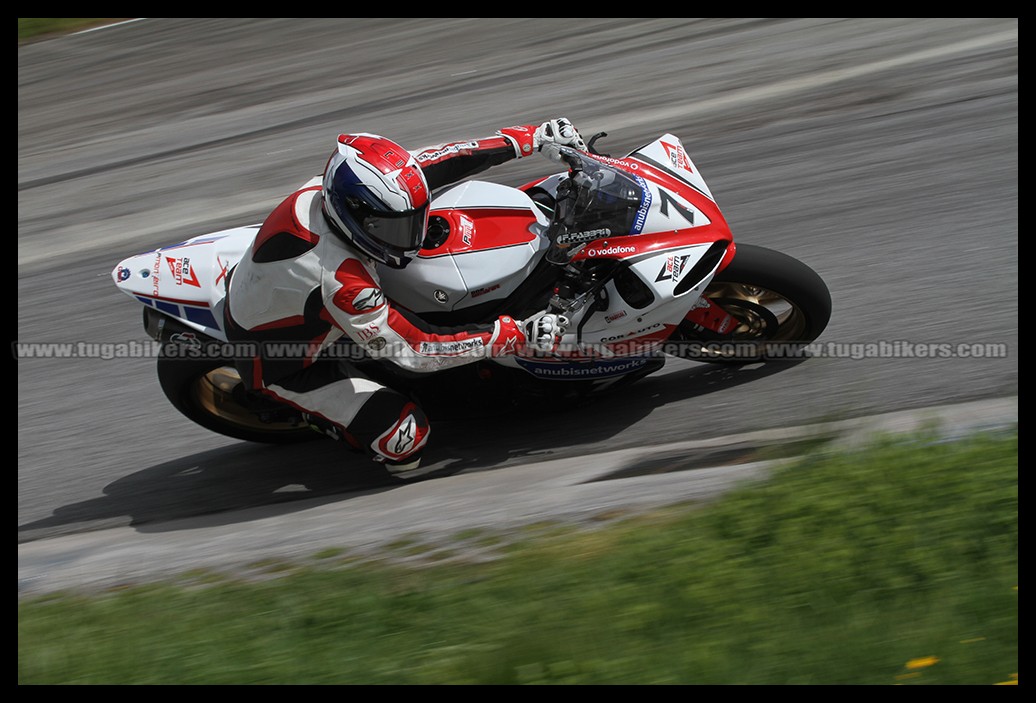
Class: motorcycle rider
223,118,586,474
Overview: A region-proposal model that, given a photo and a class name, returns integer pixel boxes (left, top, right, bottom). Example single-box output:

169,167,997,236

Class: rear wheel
157,347,319,444
674,243,832,362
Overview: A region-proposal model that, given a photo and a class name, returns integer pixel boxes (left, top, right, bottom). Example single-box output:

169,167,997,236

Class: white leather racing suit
224,124,543,467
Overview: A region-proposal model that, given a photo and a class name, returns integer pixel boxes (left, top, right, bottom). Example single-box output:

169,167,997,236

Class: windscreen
548,150,646,253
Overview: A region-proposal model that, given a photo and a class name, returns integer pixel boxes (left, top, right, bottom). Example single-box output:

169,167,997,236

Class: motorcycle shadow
17,358,804,540
419,357,808,474
16,440,400,542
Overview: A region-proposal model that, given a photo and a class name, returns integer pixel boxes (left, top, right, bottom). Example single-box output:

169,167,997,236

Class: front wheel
674,243,832,362
156,347,319,444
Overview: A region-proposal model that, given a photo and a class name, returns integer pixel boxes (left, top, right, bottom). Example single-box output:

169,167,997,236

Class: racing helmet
322,133,430,269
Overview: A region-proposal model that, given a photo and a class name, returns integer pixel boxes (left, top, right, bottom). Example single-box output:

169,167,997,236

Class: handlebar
540,142,581,170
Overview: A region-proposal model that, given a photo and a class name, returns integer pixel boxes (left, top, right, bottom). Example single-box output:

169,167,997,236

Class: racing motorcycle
111,131,832,444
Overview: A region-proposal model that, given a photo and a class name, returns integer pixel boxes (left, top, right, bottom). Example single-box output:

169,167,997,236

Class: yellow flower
905,656,940,670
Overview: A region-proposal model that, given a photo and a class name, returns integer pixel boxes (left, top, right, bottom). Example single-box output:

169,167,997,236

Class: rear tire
156,345,319,444
674,243,832,362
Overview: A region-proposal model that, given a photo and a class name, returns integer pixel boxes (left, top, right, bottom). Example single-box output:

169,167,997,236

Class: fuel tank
375,181,550,314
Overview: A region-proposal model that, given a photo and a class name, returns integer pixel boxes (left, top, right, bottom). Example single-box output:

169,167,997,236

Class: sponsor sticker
471,283,501,298
415,141,479,162
165,256,201,287
514,357,649,379
357,323,380,341
556,228,611,245
152,254,161,296
418,338,485,355
655,254,690,283
587,244,636,257
599,323,664,343
661,140,693,172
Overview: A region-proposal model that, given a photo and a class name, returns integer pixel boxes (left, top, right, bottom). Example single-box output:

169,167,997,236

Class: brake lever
586,131,609,157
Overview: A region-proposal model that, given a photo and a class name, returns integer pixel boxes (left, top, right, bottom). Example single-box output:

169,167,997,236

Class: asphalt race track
18,19,1017,594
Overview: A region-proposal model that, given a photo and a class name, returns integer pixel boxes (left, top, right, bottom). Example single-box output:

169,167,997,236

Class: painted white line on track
72,18,149,35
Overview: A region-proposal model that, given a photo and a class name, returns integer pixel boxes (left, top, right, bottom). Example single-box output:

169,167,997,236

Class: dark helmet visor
328,182,428,252
354,201,429,251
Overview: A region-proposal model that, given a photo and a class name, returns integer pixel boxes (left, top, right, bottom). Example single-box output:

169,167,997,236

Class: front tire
675,243,832,362
156,347,319,444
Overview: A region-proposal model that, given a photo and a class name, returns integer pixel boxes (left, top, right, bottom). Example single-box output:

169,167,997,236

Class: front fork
682,296,739,338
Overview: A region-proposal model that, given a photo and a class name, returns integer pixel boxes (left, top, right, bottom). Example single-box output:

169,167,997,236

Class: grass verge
18,428,1018,684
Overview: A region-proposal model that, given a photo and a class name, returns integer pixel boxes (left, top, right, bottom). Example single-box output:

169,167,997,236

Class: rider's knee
350,390,430,465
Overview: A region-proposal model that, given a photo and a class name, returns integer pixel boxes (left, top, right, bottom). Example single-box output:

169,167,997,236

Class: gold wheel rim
191,367,307,433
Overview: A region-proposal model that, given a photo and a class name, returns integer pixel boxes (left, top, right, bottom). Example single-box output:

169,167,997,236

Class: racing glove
521,311,570,354
533,118,587,152
497,118,586,158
